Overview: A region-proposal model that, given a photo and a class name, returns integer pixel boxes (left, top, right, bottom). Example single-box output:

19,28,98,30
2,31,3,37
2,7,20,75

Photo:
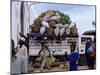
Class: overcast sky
30,3,96,35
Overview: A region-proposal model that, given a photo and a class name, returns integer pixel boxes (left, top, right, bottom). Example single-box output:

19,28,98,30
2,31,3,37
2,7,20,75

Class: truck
28,32,94,64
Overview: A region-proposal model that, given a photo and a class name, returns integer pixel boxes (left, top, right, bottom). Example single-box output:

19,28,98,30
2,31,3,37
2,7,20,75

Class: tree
92,21,96,27
58,12,71,25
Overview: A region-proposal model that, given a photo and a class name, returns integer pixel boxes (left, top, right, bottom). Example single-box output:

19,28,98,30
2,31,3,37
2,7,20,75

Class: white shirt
11,53,28,74
18,45,28,58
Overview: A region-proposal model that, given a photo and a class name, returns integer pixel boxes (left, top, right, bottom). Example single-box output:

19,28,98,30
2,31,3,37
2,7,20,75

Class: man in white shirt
11,53,28,74
11,39,28,74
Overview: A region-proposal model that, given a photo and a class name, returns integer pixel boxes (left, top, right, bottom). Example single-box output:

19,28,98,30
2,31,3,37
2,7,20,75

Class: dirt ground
28,65,94,73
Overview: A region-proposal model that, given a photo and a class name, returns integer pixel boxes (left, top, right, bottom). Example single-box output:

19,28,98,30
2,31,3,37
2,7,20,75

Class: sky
30,3,96,35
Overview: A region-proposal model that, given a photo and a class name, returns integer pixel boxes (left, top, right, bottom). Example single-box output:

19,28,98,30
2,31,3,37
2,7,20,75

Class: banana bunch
47,56,55,65
36,57,42,62
45,9,55,16
59,64,65,69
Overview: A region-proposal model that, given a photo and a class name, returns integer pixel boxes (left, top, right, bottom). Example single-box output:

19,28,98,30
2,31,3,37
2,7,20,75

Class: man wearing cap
18,37,28,58
17,37,28,72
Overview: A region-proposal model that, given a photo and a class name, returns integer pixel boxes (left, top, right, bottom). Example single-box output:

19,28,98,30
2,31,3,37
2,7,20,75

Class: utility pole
20,1,24,34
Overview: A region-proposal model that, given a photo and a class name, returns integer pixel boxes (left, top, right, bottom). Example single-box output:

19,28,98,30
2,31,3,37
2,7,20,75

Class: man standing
85,38,94,69
38,42,54,72
68,43,80,71
11,39,28,74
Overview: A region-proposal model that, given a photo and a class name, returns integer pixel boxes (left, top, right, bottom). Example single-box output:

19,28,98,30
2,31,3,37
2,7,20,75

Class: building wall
11,1,21,46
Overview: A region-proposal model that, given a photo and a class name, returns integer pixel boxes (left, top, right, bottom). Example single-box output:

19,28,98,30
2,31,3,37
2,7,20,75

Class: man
86,37,96,69
38,42,54,72
18,37,28,58
68,43,80,71
11,39,28,74
85,38,94,69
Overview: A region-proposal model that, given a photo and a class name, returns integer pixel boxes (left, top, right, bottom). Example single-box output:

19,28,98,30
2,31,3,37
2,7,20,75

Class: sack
50,16,59,21
87,45,93,55
40,26,46,35
60,28,65,36
59,64,65,69
47,27,54,36
54,27,60,36
42,21,49,28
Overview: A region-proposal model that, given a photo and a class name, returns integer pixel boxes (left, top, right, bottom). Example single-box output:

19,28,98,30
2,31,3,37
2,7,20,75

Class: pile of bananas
35,57,42,63
47,57,55,65
59,62,70,70
59,64,65,69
